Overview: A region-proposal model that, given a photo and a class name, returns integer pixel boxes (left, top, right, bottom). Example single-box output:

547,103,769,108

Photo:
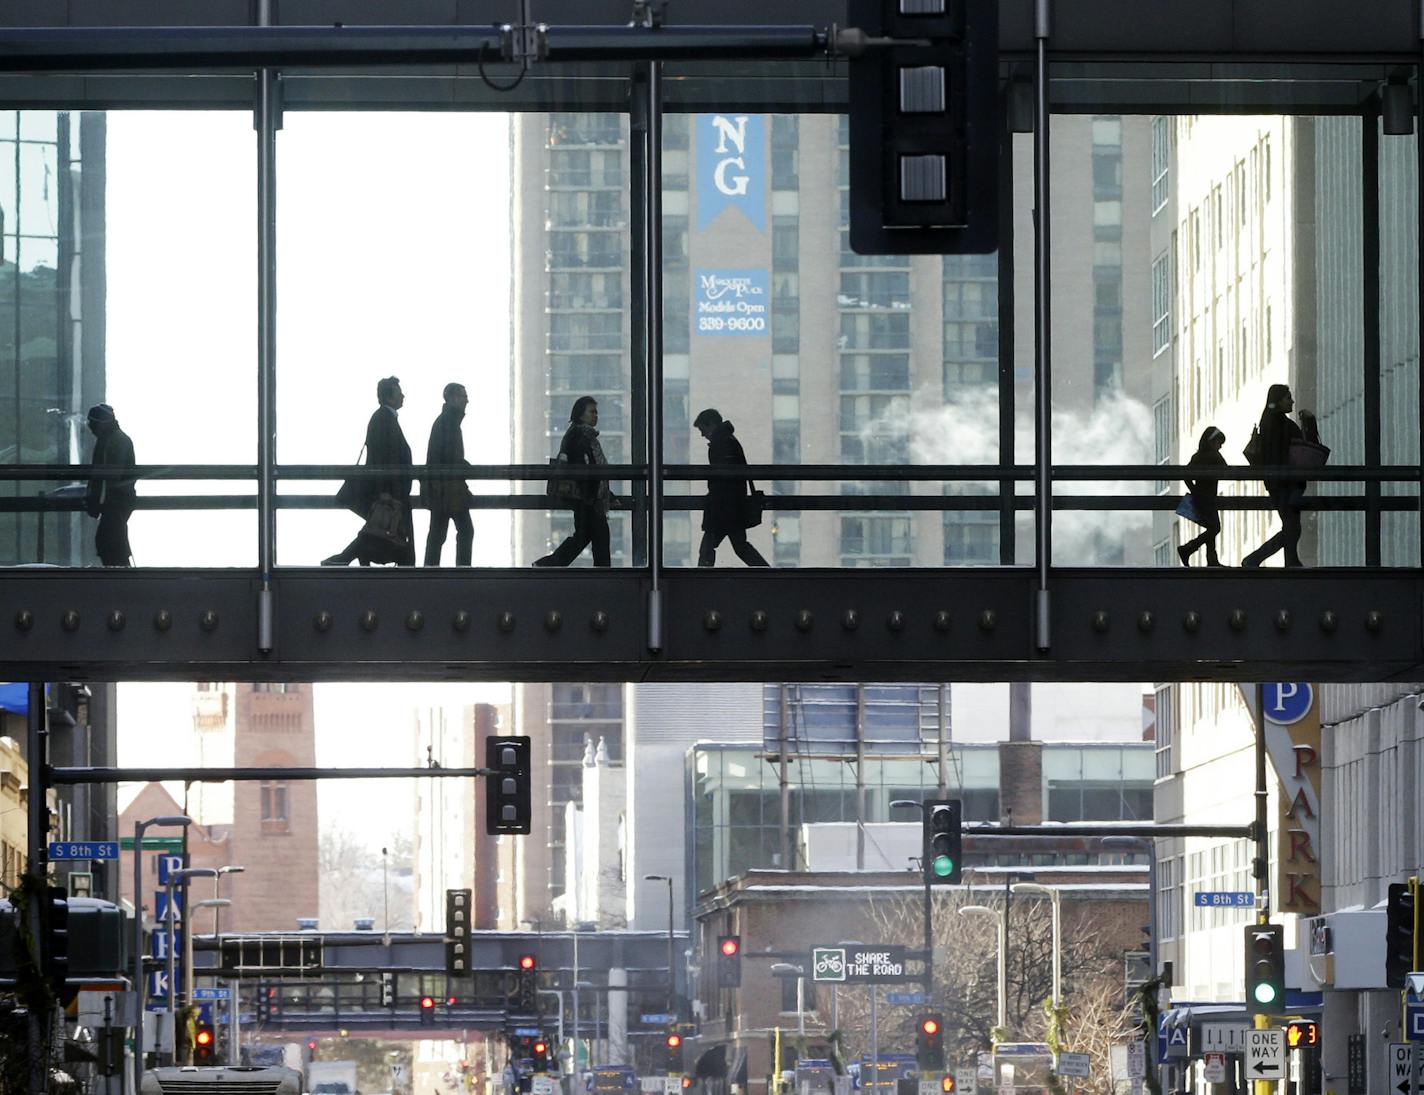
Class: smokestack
1009,683,1031,742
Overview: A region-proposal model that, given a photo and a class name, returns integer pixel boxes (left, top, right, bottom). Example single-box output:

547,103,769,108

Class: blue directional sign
48,841,119,860
885,992,925,1005
192,987,231,1001
513,1027,542,1038
1263,683,1313,725
1194,892,1257,907
1407,1003,1424,1044
640,1013,676,1024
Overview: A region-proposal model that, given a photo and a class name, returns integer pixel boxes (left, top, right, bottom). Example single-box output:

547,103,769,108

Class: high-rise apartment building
509,111,1153,925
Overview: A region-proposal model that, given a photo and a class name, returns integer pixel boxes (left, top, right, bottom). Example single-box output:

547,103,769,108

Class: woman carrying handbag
323,376,415,566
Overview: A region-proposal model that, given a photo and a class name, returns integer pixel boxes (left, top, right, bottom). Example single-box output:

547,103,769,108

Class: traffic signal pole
26,681,51,1095
1253,683,1272,1095
922,871,933,1004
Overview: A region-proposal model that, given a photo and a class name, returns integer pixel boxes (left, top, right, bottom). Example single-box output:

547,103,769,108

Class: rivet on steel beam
359,610,379,632
61,610,81,632
1318,610,1338,633
497,611,516,633
544,610,562,633
406,610,425,632
795,609,814,632
14,610,33,632
590,610,609,633
978,609,996,633
106,610,126,632
933,610,951,632
1274,609,1291,632
1365,609,1384,632
1182,611,1201,633
886,610,905,632
313,611,333,632
842,609,860,631
1229,608,1248,632
703,610,722,632
153,609,173,632
1091,610,1109,634
1137,611,1154,634
453,610,472,632
750,610,769,632
199,610,219,632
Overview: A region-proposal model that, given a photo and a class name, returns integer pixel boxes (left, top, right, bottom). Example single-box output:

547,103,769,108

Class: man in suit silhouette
322,376,415,566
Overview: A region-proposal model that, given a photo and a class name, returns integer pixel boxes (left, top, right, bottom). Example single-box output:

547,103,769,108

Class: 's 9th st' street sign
811,945,910,983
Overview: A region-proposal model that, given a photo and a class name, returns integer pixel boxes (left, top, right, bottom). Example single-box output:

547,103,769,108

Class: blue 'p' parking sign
1263,683,1313,725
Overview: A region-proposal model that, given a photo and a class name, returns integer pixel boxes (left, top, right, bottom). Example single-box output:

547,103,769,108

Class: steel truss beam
0,568,1417,682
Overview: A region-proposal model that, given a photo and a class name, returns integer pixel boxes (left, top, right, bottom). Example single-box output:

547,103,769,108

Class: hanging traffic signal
193,1022,215,1063
922,800,962,885
1243,923,1285,1013
420,995,436,1025
519,954,537,972
446,888,472,975
665,1032,684,1073
42,885,70,998
380,972,395,1007
846,0,999,254
914,1014,945,1071
486,735,532,835
533,1040,549,1072
1385,879,1419,989
717,936,742,987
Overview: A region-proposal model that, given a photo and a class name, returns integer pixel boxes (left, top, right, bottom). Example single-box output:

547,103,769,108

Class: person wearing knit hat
85,403,136,566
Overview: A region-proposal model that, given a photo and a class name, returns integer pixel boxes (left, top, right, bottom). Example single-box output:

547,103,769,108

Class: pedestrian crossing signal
1284,1020,1317,1048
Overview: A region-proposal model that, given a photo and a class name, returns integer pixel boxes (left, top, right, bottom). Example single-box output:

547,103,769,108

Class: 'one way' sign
1391,1043,1423,1094
1246,1030,1284,1081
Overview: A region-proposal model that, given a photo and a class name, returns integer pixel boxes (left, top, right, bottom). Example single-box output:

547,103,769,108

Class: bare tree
809,891,1129,1069
319,830,415,932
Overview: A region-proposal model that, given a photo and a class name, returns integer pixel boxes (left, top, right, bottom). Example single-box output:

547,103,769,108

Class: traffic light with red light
665,1032,684,1074
1243,923,1285,1014
519,954,537,972
193,1023,215,1063
306,1038,318,1053
717,935,742,987
420,995,436,1025
533,1040,550,1072
915,1014,945,1071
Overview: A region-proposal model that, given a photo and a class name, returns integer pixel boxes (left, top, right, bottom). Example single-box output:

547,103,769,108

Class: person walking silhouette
533,395,612,567
85,403,136,567
423,382,473,567
1178,426,1226,567
323,376,415,566
693,408,769,567
1242,383,1305,568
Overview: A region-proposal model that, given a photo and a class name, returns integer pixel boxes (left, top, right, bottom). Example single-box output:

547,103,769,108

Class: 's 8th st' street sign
811,945,911,982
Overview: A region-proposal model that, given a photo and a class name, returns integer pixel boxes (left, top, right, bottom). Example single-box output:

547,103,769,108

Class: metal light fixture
1383,79,1414,136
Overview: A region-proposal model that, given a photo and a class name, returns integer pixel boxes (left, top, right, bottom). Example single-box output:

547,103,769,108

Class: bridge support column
608,967,628,1065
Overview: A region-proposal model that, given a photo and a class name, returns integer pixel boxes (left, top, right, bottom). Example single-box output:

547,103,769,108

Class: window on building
1151,116,1170,213
1154,686,1175,780
260,781,290,834
1151,253,1171,356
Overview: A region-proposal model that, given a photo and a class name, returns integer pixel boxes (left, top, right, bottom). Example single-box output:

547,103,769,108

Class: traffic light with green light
922,801,962,886
1243,923,1285,1013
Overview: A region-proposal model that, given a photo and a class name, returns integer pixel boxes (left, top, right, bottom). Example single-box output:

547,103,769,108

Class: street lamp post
769,963,806,1037
132,814,191,1093
890,800,936,1003
1011,883,1061,1013
213,864,245,1065
1100,836,1158,1085
644,875,676,1015
175,867,219,1009
957,906,1005,1032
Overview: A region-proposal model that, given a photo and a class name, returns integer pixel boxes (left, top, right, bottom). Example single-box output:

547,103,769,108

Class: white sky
111,110,514,844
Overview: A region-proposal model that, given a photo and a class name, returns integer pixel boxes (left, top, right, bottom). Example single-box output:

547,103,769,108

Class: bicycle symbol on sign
812,947,847,982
